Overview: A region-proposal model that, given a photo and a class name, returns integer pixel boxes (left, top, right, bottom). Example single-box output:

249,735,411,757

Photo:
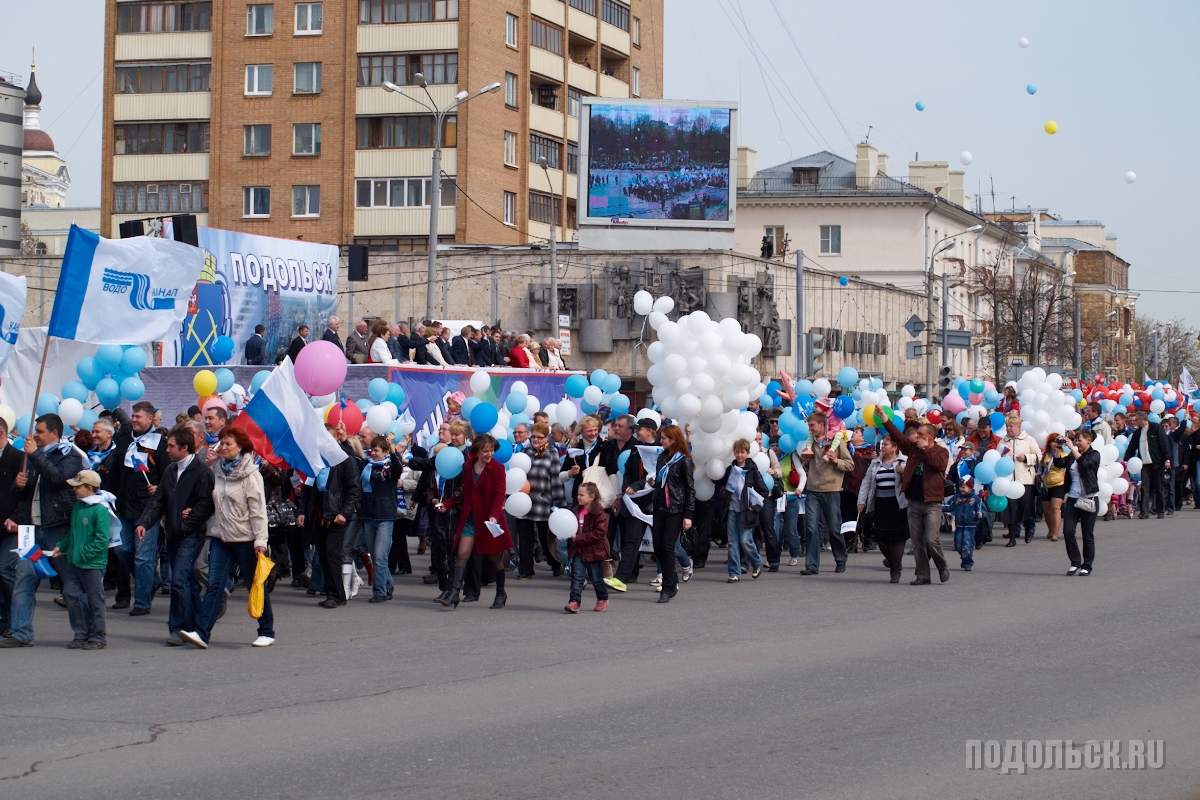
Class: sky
3,0,1196,323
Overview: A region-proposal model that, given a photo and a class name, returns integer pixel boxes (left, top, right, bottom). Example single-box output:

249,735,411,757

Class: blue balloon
601,373,622,394
837,366,859,388
989,411,1006,431
870,378,884,391
215,368,236,393
994,457,1015,478
565,374,589,399
982,389,1001,409
974,461,996,485
766,380,782,397
590,369,609,387
94,345,123,372
37,393,59,416
212,335,235,364
851,388,862,401
915,100,925,111
1151,387,1165,401
581,399,598,414
470,402,499,433
838,275,849,287
1149,412,1161,423
778,434,797,453
762,473,775,491
120,376,146,401
1119,392,1133,406
493,438,513,463
386,382,405,407
95,378,122,410
251,370,271,393
794,421,810,442
368,378,390,403
1026,83,1037,95
862,427,876,445
356,398,375,411
617,450,630,473
15,413,31,437
778,409,801,436
435,446,464,479
79,409,99,431
505,391,528,413
61,380,90,402
796,396,815,416
957,382,972,400
832,395,855,419
608,394,631,415
795,379,814,397
1070,389,1083,402
76,358,105,389
956,411,969,425
120,346,147,374
510,412,531,429
460,396,480,419
759,393,775,409
11,437,23,451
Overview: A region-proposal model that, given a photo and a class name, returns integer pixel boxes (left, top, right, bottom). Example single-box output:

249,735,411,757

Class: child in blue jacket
943,479,984,571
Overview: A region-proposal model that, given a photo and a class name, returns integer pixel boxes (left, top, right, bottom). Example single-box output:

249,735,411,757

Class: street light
926,224,983,392
537,156,558,342
383,76,501,321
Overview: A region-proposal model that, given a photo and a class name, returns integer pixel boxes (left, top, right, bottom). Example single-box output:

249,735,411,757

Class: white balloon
1124,171,1136,184
959,151,973,166
699,394,724,420
1111,477,1129,494
657,321,681,346
752,452,770,472
1098,481,1113,499
1018,36,1029,47
490,423,508,439
633,290,654,316
652,295,675,315
1046,373,1063,390
897,397,913,411
659,394,680,419
707,353,731,377
1100,443,1119,465
691,373,716,397
705,458,727,481
992,476,1013,496
549,507,579,538
58,398,84,428
648,311,668,330
673,378,692,398
677,393,702,420
646,365,667,388
505,468,528,495
504,492,532,518
470,371,491,395
695,479,716,501
557,401,578,425
901,384,916,398
543,403,558,425
637,408,662,425
1005,481,1025,500
508,452,532,474
699,414,723,434
744,334,763,359
1126,457,1143,474
583,385,603,405
1096,500,1109,517
523,395,541,417
813,378,832,398
366,406,393,434
723,387,749,410
663,354,687,381
982,449,1001,465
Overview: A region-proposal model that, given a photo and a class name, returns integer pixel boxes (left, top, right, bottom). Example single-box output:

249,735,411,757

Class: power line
768,0,855,148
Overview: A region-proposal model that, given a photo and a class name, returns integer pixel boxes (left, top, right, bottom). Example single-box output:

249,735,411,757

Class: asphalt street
2,514,1198,800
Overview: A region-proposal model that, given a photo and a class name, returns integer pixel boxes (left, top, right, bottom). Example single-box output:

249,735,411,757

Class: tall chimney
856,141,878,187
877,153,888,176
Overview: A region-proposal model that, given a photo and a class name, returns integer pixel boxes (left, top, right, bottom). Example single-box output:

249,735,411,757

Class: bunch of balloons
564,366,629,416
72,344,149,415
972,450,1024,511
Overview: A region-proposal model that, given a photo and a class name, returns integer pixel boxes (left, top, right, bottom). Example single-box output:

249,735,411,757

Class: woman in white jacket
1000,414,1043,546
181,427,274,649
368,319,398,365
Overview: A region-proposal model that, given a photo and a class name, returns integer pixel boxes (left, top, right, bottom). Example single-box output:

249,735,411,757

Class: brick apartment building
99,0,663,250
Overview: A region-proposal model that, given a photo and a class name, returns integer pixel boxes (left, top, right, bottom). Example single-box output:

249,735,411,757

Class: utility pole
925,264,935,396
538,158,558,341
941,272,949,372
1074,297,1081,377
796,249,804,378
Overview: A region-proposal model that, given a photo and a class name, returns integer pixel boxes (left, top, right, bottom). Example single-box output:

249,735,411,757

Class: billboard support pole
796,250,804,380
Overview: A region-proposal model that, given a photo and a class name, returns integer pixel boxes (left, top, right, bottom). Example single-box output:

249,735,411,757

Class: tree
1133,316,1200,384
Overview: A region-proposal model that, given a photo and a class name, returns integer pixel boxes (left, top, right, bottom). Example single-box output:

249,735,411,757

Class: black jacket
20,445,87,530
301,442,361,523
1127,422,1171,467
722,458,768,526
1056,448,1101,497
436,337,454,365
286,335,306,364
652,451,696,519
358,452,404,520
244,333,268,365
387,335,408,363
0,444,27,528
450,335,471,365
321,328,343,351
112,426,170,521
599,437,634,477
136,456,216,544
470,337,492,367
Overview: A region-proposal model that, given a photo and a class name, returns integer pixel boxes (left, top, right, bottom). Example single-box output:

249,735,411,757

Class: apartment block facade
99,0,663,249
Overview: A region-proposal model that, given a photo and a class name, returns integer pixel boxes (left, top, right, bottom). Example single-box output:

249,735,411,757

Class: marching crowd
0,376,1191,652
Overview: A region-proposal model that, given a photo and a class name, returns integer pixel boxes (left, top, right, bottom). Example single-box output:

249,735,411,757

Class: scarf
361,456,390,494
205,431,220,445
219,454,243,477
315,466,330,491
727,464,746,497
124,430,161,469
656,452,684,508
87,445,115,469
44,441,73,456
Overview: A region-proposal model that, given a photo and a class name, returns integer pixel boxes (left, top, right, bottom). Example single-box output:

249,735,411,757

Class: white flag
0,270,27,375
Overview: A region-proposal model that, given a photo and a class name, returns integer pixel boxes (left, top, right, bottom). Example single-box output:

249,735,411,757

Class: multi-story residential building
98,0,663,250
0,73,23,256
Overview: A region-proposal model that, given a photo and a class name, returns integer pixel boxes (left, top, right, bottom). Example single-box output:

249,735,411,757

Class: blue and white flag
0,270,27,374
48,224,204,344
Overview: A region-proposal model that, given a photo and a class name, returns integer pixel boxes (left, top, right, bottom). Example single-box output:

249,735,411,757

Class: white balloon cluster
1092,442,1127,518
640,292,765,502
1014,368,1083,444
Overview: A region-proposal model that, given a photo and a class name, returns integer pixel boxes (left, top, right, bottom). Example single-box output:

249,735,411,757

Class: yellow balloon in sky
1044,120,1058,135
193,369,217,396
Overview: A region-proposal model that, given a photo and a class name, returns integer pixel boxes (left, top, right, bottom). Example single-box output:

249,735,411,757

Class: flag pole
23,335,52,470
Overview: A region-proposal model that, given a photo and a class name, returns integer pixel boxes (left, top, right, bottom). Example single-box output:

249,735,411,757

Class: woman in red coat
443,434,514,609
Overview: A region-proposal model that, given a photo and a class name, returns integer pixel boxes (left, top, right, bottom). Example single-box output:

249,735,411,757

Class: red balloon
926,409,942,425
327,401,364,436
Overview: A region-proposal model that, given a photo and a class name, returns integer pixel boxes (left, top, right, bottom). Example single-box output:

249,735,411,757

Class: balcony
113,92,210,122
738,175,928,196
112,153,209,183
354,206,456,237
531,0,565,25
597,72,628,98
355,148,456,178
529,104,565,138
530,47,564,82
530,164,564,195
568,7,597,40
600,21,630,55
357,21,457,53
114,32,211,61
356,84,458,115
567,61,596,93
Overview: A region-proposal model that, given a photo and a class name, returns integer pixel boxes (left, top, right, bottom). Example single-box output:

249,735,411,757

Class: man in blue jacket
244,324,268,365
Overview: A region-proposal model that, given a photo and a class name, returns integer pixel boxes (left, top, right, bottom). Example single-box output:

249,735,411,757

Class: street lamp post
537,156,557,342
926,224,982,391
383,76,500,321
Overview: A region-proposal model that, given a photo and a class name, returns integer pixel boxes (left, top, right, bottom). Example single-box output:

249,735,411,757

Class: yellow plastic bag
248,552,274,619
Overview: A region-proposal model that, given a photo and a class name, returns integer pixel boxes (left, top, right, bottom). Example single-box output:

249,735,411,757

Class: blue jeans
117,517,160,610
953,525,976,569
63,564,106,644
804,491,847,572
0,533,17,633
726,508,762,577
361,519,394,597
773,495,803,559
568,553,608,603
9,525,68,644
166,535,204,634
195,538,273,643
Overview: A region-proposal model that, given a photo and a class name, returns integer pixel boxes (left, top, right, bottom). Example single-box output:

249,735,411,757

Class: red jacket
568,506,610,562
965,431,1002,453
508,346,530,369
453,457,514,555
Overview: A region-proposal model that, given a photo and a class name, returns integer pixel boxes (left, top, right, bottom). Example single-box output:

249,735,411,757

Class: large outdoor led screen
582,101,735,227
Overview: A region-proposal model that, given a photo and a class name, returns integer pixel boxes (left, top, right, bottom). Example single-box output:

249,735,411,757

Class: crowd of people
0,375,1190,650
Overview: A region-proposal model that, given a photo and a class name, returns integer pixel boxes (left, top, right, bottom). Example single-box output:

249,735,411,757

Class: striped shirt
874,463,899,498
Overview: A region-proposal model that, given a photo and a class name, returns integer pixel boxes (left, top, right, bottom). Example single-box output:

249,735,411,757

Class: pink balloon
968,392,983,405
983,381,996,391
942,393,967,414
202,397,228,415
293,340,347,397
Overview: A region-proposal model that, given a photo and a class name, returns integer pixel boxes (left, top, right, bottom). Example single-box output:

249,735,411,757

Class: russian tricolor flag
232,357,347,478
16,539,57,579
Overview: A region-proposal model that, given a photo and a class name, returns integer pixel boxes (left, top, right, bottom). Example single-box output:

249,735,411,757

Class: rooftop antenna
862,125,873,144
990,175,996,214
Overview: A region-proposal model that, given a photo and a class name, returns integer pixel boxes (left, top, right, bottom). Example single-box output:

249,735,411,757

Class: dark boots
439,566,463,609
490,568,507,609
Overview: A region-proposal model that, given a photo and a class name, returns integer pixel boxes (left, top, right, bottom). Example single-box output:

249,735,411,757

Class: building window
356,115,457,149
356,53,457,86
504,131,518,167
529,134,561,170
292,185,320,216
353,177,456,207
569,0,595,15
114,182,209,213
115,122,210,154
763,226,784,256
504,72,518,108
528,191,561,225
567,141,579,175
293,123,322,155
294,62,323,93
631,66,640,96
295,2,322,33
243,186,271,217
245,64,273,95
503,191,516,226
535,84,559,110
506,13,518,47
116,2,212,33
567,88,583,118
531,19,563,55
358,0,458,23
632,16,640,45
600,0,629,31
820,224,841,254
243,124,271,156
246,3,274,35
116,63,211,94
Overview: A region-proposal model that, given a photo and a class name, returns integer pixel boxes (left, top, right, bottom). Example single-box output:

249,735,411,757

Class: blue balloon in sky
251,370,271,393
915,101,926,111
1026,83,1037,95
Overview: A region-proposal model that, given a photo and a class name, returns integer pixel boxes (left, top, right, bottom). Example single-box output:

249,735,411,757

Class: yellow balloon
1044,120,1058,135
863,404,878,427
193,369,217,397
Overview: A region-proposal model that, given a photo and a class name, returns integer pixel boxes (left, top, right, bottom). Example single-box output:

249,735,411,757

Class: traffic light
938,365,952,397
806,331,825,377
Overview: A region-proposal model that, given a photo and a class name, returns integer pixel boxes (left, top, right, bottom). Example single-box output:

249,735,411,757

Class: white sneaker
681,565,693,582
649,575,662,587
788,558,799,566
180,631,207,649
252,636,275,647
350,570,363,598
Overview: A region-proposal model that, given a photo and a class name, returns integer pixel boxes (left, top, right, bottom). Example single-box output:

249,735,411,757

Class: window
632,16,640,45
531,19,563,55
504,131,518,167
600,0,629,31
294,62,322,93
503,191,516,226
763,226,784,256
115,122,211,154
246,3,274,35
504,72,518,107
293,123,322,155
116,63,211,94
292,185,320,216
295,2,322,33
506,13,518,47
631,66,640,96
243,186,271,217
567,141,579,175
358,0,457,23
356,115,457,149
243,124,271,156
567,88,583,118
535,84,559,110
356,53,457,86
353,177,455,207
529,133,561,170
569,0,595,15
529,191,561,225
114,182,208,213
116,2,212,33
245,64,273,95
820,225,841,255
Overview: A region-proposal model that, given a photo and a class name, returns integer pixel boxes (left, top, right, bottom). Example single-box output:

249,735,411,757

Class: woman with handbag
1041,434,1069,542
857,436,909,583
1060,429,1101,575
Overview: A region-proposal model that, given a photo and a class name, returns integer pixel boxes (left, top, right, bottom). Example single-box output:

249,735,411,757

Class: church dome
24,128,55,152
24,69,41,107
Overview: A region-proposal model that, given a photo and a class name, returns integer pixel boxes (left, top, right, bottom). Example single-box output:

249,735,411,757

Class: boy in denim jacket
943,479,984,571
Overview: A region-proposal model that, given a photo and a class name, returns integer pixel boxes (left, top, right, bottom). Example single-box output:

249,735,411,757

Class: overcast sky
4,0,1195,323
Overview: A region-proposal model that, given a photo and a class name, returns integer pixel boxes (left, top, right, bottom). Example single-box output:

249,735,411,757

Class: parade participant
880,417,950,585
800,413,853,576
113,401,169,616
647,425,694,603
1042,434,1069,542
1127,410,1170,519
775,436,807,567
359,435,404,603
297,424,361,608
564,483,610,613
858,435,908,583
943,479,983,571
999,415,1041,545
723,438,767,583
1059,429,1100,576
517,423,565,578
0,417,25,637
442,435,513,610
965,414,1001,454
48,470,113,650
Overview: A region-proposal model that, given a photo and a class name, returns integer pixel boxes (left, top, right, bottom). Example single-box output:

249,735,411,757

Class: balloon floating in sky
1018,37,1029,48
915,101,925,111
959,151,973,166
1044,120,1058,135
1026,83,1037,95
1124,171,1137,184
838,276,849,286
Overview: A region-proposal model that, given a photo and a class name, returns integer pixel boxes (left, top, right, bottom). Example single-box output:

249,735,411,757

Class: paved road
3,515,1198,799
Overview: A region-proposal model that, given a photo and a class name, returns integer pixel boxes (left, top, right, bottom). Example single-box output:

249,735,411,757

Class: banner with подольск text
161,227,339,367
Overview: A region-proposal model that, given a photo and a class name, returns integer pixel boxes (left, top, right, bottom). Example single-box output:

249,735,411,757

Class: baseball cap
68,470,102,488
